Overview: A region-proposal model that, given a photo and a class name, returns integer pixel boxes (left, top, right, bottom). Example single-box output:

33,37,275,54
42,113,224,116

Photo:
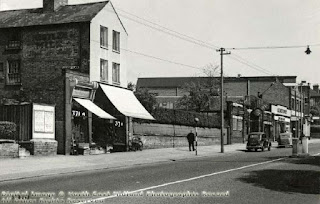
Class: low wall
0,143,18,158
311,133,320,138
20,139,58,156
133,123,225,149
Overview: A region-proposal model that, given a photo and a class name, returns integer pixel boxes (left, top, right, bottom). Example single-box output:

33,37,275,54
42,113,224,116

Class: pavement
0,139,319,182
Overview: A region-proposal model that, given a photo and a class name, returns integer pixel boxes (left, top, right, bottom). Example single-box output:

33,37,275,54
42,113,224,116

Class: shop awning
99,84,155,120
74,98,116,119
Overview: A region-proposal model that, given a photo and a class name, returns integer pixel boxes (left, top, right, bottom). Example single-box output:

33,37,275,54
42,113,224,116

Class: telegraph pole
217,48,231,153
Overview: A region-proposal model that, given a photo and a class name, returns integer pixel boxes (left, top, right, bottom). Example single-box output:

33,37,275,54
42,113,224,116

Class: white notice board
33,104,55,139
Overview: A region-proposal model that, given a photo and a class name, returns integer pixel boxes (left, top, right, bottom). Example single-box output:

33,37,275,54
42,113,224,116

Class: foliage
176,64,220,112
127,82,136,91
0,121,17,140
134,88,157,113
134,107,220,128
310,105,320,116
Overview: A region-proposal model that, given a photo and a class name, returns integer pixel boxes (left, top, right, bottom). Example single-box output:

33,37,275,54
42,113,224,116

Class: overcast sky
1,0,320,85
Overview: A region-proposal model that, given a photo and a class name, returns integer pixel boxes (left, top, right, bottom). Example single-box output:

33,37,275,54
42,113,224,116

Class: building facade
0,0,153,155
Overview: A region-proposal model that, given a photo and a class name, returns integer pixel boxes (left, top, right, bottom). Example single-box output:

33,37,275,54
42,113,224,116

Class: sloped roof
137,76,297,88
0,1,108,28
310,89,320,97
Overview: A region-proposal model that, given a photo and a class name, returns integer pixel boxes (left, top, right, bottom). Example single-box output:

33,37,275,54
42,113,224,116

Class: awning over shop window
99,84,155,120
74,98,116,119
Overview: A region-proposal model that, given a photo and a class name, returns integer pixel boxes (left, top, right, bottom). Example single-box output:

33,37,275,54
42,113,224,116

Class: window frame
112,30,120,53
112,62,120,84
100,59,108,82
100,26,108,49
6,60,21,85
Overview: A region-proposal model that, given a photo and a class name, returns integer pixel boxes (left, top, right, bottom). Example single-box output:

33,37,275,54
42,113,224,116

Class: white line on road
76,157,284,203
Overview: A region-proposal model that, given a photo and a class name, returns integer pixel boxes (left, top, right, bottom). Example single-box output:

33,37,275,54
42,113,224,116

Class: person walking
187,130,195,151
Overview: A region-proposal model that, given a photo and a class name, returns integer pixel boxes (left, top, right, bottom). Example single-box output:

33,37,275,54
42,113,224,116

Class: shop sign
271,105,290,117
72,110,86,117
115,120,124,127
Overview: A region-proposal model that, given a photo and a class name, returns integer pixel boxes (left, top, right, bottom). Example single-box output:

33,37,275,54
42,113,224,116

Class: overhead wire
110,6,307,76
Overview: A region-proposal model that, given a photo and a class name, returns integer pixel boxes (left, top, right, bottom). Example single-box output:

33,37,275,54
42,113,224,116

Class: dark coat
187,132,195,142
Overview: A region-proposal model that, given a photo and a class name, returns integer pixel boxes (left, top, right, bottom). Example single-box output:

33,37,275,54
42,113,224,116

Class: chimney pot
43,0,68,12
313,84,319,93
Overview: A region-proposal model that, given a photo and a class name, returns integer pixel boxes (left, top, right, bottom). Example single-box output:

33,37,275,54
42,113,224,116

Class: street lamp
305,46,311,55
194,117,199,156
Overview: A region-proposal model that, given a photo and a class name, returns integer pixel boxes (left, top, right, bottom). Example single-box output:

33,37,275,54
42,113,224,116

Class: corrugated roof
136,76,297,88
0,1,108,28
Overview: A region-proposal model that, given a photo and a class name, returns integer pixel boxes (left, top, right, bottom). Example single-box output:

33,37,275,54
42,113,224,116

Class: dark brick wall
252,81,290,107
0,23,90,155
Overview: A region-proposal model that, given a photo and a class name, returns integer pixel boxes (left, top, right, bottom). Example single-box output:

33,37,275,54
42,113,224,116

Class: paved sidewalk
0,139,319,182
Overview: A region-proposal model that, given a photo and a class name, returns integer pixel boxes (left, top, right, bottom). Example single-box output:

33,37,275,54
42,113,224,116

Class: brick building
137,76,310,142
0,0,153,155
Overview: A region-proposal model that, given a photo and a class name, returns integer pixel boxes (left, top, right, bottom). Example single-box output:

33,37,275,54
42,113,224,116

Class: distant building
137,76,311,142
0,0,153,155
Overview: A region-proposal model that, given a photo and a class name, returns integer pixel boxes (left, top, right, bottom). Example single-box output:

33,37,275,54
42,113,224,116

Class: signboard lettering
34,110,45,132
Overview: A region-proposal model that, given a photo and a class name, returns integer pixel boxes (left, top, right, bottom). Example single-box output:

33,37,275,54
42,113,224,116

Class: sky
1,0,320,86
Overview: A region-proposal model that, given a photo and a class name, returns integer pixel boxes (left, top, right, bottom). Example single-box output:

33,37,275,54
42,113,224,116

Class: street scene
0,0,319,204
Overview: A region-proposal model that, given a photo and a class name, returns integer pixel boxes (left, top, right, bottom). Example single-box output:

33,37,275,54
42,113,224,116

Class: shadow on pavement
238,156,320,194
238,169,320,194
288,156,320,167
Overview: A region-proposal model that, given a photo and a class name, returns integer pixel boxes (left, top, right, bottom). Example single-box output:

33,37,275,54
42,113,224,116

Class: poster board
33,104,55,139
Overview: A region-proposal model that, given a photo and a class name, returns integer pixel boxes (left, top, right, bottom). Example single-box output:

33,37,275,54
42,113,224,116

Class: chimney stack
43,0,68,12
313,84,319,93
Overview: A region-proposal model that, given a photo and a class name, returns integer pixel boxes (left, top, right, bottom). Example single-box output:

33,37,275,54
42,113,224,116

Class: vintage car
246,132,271,152
278,132,293,147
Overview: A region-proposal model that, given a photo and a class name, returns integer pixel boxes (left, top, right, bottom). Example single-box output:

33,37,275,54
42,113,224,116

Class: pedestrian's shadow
238,156,320,194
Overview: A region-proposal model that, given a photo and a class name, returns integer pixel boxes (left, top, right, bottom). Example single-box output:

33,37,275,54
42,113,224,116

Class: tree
177,64,220,112
128,82,156,112
127,82,136,91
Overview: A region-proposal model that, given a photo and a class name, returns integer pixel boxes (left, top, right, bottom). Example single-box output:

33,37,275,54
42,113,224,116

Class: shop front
62,72,154,155
271,105,291,141
263,111,273,140
93,83,154,152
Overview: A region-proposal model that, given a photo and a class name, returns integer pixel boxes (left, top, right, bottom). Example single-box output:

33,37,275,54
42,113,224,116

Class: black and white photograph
0,0,319,203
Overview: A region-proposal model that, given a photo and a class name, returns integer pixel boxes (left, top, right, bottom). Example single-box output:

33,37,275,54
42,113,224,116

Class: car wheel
261,146,265,151
268,146,271,151
255,148,257,152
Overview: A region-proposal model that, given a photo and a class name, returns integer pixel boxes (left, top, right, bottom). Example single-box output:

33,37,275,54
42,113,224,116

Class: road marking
76,158,284,203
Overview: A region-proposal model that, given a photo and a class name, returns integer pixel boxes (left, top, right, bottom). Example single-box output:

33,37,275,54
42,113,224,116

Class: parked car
246,132,271,152
278,132,293,147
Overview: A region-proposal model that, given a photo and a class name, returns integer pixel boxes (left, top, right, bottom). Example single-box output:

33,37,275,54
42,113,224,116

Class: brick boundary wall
133,123,226,149
19,140,57,156
0,143,19,158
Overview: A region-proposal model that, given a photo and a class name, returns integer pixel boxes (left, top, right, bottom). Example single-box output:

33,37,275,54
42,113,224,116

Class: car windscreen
249,135,260,139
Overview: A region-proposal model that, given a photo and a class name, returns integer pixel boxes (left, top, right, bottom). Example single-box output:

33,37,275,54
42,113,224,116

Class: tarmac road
0,142,319,204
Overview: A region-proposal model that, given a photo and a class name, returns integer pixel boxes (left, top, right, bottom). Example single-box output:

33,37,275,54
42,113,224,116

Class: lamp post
194,117,199,156
217,48,231,153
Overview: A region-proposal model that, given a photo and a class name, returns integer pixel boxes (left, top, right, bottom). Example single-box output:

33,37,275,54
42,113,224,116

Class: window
112,63,120,84
112,30,120,52
7,60,21,85
100,26,108,48
237,118,243,131
233,117,237,131
100,59,108,82
291,98,295,110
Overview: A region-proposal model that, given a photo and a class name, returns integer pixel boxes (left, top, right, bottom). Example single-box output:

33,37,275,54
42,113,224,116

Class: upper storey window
100,26,108,49
112,30,120,52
